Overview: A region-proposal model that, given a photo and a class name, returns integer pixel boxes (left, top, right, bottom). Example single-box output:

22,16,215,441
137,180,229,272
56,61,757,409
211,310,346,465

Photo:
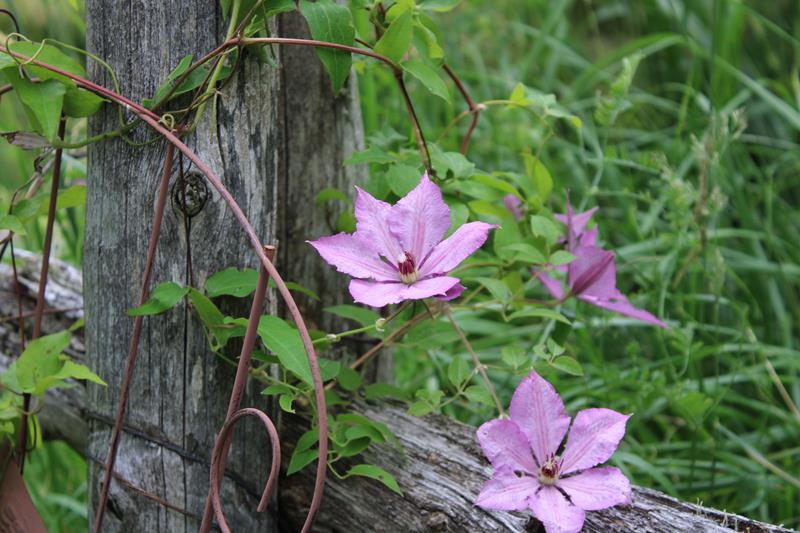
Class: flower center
537,455,560,486
397,251,418,284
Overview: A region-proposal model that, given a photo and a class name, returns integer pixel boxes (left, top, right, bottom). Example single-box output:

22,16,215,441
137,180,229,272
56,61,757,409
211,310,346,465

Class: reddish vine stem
208,408,281,533
236,36,431,172
15,115,66,472
92,142,175,532
442,63,481,155
8,51,329,533
199,245,275,532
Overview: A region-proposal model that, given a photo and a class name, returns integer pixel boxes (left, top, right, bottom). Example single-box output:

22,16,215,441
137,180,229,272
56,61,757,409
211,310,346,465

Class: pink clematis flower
475,370,632,533
538,202,667,328
309,173,496,307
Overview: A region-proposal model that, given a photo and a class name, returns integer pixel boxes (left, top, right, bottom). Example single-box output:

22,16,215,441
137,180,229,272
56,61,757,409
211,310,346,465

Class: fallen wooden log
0,255,794,532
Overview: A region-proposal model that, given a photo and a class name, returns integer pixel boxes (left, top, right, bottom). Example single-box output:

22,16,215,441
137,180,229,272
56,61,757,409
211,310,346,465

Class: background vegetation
1,0,798,530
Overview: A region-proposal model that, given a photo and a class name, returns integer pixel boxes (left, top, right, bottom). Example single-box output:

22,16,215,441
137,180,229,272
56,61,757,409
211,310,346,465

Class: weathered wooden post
83,3,362,530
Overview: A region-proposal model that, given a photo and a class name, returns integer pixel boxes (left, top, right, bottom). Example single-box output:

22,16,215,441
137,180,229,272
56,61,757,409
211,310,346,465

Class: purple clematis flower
475,370,632,533
538,202,667,328
503,194,524,221
309,173,496,308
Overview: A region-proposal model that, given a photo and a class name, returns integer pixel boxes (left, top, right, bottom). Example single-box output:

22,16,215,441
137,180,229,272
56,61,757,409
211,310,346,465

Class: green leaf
279,393,296,413
15,332,70,393
529,215,561,245
522,154,553,200
336,436,372,457
63,87,105,118
187,289,245,349
336,210,357,233
365,382,408,401
4,70,65,141
264,0,296,17
344,145,395,165
472,174,519,196
673,391,712,427
149,54,193,106
36,185,87,215
127,282,188,316
318,358,341,381
338,367,363,392
324,305,379,328
287,446,319,475
407,400,434,417
418,0,462,12
468,200,509,219
386,164,421,196
270,279,322,301
509,82,531,106
473,277,512,303
206,267,259,298
463,384,494,406
503,243,547,264
315,187,351,206
551,356,584,376
0,214,26,235
346,464,403,495
258,315,313,385
501,345,528,369
2,42,85,86
447,356,471,388
431,148,474,178
298,0,355,93
507,308,571,325
52,360,106,387
374,9,413,63
549,250,575,267
402,59,450,102
261,383,292,396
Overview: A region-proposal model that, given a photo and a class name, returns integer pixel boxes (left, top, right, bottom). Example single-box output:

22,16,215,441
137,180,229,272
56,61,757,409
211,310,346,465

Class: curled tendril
0,9,20,35
208,408,281,533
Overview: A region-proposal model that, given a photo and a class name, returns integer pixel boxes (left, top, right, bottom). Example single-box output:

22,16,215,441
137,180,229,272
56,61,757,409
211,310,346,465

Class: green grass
370,0,800,527
1,0,798,529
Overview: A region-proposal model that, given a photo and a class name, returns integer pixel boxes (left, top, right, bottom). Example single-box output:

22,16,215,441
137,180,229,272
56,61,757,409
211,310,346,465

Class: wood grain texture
84,2,279,530
83,1,366,530
0,260,795,533
276,10,367,333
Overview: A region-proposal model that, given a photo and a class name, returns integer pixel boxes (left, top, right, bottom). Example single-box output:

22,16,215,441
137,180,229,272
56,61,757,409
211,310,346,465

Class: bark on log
1,261,794,533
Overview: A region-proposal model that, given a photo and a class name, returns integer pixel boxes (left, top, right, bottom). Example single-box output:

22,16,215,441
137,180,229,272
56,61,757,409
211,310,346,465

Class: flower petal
308,233,399,282
349,276,461,307
355,186,404,262
509,371,571,465
568,246,616,298
579,226,598,248
535,271,565,300
559,408,630,474
418,222,496,277
504,194,524,221
528,485,586,533
474,466,538,512
555,206,597,242
477,419,538,474
436,282,464,301
578,293,668,328
557,466,632,511
387,172,451,262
